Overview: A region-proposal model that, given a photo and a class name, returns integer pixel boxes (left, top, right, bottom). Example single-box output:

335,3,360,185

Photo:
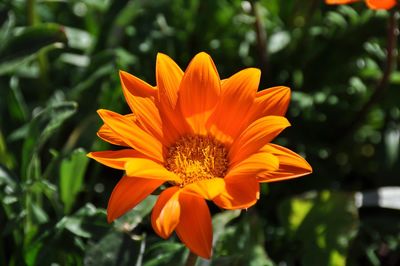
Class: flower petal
178,52,220,134
156,53,189,143
125,158,179,181
366,0,396,9
213,176,259,210
250,86,291,119
119,71,163,141
176,193,212,259
183,178,226,200
151,187,181,239
325,0,359,4
87,149,144,170
97,124,128,146
257,144,312,182
229,116,290,164
156,53,183,110
207,68,260,144
228,151,279,177
97,109,164,162
97,114,136,147
119,70,156,99
107,175,164,222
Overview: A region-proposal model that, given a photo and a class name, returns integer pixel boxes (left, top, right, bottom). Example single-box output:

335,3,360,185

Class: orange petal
151,187,181,239
366,0,396,9
87,149,144,170
325,0,359,4
250,86,291,120
156,53,183,110
97,114,136,147
227,151,279,177
119,71,164,141
207,68,260,144
176,193,212,259
156,53,189,143
119,70,156,99
257,144,312,182
125,158,179,181
229,116,290,164
178,52,221,134
213,176,259,210
107,175,164,222
183,178,226,200
97,109,164,162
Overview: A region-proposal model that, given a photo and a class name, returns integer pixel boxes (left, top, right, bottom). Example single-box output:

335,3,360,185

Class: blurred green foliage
1,0,400,265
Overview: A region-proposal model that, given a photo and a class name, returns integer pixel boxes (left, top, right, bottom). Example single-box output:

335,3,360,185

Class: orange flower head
325,0,396,9
88,52,312,259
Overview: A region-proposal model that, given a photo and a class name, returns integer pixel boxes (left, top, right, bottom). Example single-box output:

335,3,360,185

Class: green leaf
213,212,274,266
278,191,359,266
0,12,16,51
9,77,29,123
113,195,157,231
0,130,15,169
63,26,92,50
25,204,108,266
29,203,48,224
69,62,114,100
20,99,77,180
212,209,241,245
0,164,17,188
84,231,143,266
0,23,67,64
142,242,186,266
56,203,108,239
60,148,89,214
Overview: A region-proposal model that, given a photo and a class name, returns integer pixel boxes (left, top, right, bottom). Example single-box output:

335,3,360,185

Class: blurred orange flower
88,52,312,258
326,0,396,9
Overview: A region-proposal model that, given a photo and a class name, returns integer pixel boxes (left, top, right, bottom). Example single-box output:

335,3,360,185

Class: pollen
165,135,229,187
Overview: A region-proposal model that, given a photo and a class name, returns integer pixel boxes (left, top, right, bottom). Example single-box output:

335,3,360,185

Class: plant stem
184,251,198,266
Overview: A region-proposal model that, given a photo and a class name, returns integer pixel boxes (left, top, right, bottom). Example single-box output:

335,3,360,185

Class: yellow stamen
166,135,228,187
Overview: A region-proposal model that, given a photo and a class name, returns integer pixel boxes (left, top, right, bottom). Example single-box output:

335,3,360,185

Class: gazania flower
88,52,312,258
325,0,396,10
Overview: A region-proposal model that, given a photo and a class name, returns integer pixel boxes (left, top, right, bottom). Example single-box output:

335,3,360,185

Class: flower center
166,135,229,187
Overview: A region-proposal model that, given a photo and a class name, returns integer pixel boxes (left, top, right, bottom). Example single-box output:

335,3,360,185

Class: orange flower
88,52,312,258
326,0,396,9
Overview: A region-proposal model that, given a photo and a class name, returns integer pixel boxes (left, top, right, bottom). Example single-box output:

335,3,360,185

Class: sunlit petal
119,71,164,141
325,0,359,4
107,176,163,222
228,151,279,177
207,68,260,144
97,114,135,147
156,53,190,143
151,187,181,239
87,149,144,170
178,52,220,134
366,0,396,9
213,176,259,210
183,178,226,200
229,116,290,164
176,192,212,258
125,158,179,181
257,144,312,182
97,109,164,162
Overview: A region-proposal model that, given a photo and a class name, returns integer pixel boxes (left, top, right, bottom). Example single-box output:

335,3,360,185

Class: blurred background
1,0,400,265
